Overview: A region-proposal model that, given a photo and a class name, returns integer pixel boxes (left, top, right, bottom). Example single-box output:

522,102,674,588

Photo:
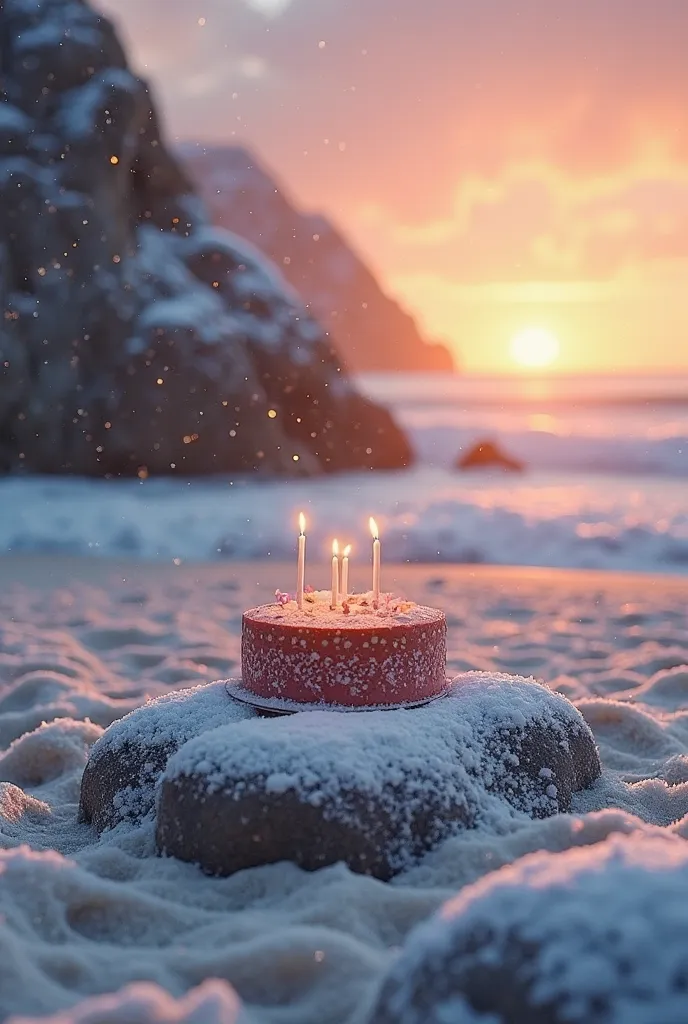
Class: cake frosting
241,591,447,707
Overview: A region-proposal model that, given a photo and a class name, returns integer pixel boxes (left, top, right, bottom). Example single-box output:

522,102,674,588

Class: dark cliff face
0,0,412,477
180,145,456,376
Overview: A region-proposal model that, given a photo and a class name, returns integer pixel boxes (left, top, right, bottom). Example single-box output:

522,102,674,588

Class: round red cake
240,591,447,708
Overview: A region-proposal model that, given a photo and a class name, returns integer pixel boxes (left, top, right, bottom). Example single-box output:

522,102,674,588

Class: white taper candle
341,544,351,598
296,512,306,610
370,518,380,603
331,538,339,609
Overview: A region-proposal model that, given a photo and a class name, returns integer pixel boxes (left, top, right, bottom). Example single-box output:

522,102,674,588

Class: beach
2,0,688,1016
0,557,686,1022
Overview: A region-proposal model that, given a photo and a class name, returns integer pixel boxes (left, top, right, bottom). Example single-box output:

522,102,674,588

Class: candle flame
343,544,351,557
332,538,339,556
369,517,379,540
298,512,306,535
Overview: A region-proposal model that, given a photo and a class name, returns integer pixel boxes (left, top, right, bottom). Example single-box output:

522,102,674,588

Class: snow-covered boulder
0,0,411,477
154,674,600,879
368,834,688,1023
79,682,256,831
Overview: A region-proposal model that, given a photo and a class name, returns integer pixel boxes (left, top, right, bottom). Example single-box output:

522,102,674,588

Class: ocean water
1,373,686,574
359,372,688,476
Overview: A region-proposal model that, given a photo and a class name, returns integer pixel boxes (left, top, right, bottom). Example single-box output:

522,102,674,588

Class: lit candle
341,544,351,598
296,512,306,610
331,539,340,609
369,517,380,604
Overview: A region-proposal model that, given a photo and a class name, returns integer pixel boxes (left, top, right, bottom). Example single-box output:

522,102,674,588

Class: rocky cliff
0,0,412,477
181,145,455,375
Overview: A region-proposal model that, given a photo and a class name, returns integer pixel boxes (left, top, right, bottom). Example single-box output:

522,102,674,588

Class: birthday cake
239,590,447,709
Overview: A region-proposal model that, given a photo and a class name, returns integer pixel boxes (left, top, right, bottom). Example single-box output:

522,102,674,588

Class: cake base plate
224,679,453,715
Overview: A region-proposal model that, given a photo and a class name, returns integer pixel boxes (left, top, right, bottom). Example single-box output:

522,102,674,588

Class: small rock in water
456,439,524,472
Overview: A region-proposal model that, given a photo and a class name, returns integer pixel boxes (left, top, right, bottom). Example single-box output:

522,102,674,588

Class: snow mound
0,561,686,1022
9,979,251,1024
0,781,50,824
369,833,688,1024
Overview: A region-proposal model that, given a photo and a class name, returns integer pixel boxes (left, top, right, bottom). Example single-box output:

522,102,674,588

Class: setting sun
509,327,560,369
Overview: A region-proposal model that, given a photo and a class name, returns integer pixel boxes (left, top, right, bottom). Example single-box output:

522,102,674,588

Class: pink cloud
95,0,688,369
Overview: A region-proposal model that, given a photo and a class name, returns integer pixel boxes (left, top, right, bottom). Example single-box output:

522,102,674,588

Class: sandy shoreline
0,556,686,1022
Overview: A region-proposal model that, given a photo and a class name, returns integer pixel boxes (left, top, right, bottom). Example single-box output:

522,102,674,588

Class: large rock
79,681,256,831
181,144,455,375
154,674,600,880
367,834,688,1024
0,0,411,477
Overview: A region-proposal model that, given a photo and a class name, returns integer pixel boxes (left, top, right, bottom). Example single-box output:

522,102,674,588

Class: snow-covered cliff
0,0,411,476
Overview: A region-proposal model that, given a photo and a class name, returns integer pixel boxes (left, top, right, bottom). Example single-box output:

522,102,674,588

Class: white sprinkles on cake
240,590,448,707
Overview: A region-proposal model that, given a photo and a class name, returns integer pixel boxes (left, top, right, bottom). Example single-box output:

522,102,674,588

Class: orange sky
100,0,688,374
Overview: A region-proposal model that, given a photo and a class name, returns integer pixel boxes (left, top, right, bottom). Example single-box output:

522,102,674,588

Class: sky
98,0,688,374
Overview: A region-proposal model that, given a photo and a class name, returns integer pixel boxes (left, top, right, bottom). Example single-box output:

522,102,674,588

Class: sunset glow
509,328,560,369
101,0,688,375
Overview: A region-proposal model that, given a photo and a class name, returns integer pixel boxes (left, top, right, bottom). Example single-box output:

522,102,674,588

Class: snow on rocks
367,833,688,1024
9,979,252,1024
79,682,255,831
154,673,600,880
0,0,410,477
157,708,474,881
1,562,686,1023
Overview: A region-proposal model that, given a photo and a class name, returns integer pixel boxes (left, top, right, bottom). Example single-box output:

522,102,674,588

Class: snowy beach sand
0,557,687,1022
